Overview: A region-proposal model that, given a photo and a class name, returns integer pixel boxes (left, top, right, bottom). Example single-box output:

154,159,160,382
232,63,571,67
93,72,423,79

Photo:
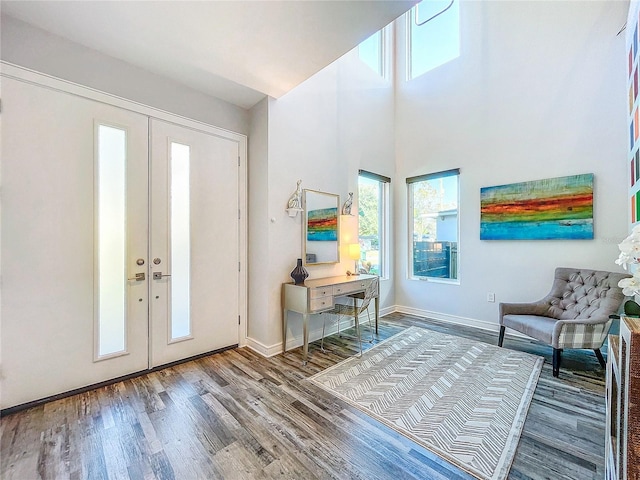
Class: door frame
1,62,248,351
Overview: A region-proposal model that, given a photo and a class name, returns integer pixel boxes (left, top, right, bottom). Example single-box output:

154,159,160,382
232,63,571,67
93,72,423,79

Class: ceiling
2,1,417,109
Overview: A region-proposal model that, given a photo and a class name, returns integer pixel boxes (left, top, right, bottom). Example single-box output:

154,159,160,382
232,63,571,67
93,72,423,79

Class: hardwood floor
1,313,607,479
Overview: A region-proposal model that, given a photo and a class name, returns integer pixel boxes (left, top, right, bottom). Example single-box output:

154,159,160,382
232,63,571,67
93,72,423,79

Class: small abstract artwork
307,207,338,241
480,174,594,240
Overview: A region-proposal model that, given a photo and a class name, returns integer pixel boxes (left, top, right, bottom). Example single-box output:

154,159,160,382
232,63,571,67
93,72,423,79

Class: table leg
283,309,288,354
302,313,309,365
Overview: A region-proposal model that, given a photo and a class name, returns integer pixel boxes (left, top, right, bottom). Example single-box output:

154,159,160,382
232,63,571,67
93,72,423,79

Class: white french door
149,119,239,367
1,76,241,409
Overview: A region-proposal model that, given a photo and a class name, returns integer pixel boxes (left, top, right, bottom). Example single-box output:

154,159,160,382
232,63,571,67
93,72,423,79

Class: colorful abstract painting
480,174,594,240
628,2,640,231
307,207,338,241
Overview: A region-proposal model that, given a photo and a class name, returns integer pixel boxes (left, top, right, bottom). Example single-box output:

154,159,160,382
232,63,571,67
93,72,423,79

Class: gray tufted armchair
498,267,630,377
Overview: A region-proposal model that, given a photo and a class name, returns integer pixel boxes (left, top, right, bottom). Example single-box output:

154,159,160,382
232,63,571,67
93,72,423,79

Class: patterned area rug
308,326,543,480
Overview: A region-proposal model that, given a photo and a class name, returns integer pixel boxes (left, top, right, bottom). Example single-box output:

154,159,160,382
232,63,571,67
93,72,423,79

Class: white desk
282,274,379,364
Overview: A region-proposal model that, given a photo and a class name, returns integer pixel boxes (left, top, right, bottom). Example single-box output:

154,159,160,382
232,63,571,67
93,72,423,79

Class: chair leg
498,326,505,347
366,309,374,343
594,348,606,369
552,348,562,377
355,312,362,356
320,315,327,352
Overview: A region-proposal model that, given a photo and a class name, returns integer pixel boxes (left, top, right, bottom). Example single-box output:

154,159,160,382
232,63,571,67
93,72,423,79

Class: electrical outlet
487,292,495,303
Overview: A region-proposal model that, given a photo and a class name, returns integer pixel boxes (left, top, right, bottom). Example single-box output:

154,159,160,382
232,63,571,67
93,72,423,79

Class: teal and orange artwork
480,174,594,240
307,207,338,241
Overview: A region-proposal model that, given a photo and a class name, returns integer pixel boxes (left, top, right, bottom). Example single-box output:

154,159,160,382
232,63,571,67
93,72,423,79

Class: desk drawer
310,286,333,299
310,296,334,312
334,279,370,296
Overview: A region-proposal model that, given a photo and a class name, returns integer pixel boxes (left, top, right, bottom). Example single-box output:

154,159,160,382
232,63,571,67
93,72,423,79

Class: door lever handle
128,272,146,281
153,272,172,280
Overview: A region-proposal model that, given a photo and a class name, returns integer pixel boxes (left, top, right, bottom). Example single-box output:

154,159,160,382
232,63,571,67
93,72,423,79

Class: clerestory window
358,25,391,79
407,0,460,80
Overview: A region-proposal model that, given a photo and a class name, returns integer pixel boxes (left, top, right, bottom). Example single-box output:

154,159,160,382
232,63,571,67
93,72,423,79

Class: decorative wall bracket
286,207,303,217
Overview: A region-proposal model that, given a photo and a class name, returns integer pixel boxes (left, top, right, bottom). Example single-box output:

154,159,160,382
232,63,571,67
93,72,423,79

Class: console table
605,315,640,480
282,274,380,364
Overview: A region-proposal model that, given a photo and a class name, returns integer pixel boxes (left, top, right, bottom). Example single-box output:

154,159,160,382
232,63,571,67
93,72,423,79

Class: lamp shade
348,243,361,260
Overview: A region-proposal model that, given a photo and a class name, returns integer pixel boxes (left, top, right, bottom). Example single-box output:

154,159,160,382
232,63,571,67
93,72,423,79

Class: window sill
410,276,460,286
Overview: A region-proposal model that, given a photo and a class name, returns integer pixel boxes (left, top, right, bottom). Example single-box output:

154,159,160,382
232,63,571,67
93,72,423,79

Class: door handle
153,272,172,280
128,272,146,281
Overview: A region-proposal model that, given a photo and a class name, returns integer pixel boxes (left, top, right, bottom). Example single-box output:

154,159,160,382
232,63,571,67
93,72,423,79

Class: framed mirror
303,189,340,265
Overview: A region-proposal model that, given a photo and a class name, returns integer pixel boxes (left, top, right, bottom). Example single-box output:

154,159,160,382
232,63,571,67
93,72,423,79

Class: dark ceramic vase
290,258,309,285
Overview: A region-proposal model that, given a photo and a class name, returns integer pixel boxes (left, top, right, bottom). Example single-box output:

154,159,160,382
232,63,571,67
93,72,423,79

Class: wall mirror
303,189,340,265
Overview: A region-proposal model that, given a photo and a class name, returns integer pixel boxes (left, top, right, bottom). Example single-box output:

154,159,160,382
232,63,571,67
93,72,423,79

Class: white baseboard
379,305,396,317
245,319,359,358
391,305,532,340
244,305,530,359
393,305,498,332
243,337,284,358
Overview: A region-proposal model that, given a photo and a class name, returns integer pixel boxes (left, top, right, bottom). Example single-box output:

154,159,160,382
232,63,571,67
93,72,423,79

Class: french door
148,119,239,367
1,77,241,409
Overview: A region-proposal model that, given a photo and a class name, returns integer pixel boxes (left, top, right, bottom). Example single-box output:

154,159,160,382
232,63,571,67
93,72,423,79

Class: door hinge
238,209,241,220
238,262,241,272
238,315,241,325
238,156,240,166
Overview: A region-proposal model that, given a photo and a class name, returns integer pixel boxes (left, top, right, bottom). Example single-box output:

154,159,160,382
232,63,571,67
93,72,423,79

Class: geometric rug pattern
308,326,543,480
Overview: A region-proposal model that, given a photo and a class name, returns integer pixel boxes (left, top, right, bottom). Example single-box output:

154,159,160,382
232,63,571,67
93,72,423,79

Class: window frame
405,0,460,81
358,24,392,80
358,170,391,279
407,168,460,283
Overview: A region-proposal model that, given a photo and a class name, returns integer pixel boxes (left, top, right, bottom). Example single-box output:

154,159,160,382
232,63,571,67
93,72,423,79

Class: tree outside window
358,171,390,277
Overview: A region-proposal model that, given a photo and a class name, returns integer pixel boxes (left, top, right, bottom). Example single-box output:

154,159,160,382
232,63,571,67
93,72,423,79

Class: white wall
247,98,271,347
394,1,629,329
1,15,250,135
246,46,396,353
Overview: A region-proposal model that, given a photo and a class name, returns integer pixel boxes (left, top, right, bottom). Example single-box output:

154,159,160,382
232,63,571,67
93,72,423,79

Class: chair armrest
499,302,548,323
552,316,613,349
554,315,610,327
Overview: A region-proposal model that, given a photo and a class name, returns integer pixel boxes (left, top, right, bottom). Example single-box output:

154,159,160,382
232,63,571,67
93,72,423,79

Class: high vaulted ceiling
2,0,417,108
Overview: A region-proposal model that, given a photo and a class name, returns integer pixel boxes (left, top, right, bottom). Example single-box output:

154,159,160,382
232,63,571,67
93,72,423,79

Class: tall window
358,25,390,78
407,169,459,281
407,0,460,80
358,170,390,278
97,124,127,358
170,142,191,341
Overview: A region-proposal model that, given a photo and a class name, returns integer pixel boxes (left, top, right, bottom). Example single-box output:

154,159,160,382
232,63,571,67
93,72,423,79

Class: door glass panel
170,142,191,340
97,125,127,356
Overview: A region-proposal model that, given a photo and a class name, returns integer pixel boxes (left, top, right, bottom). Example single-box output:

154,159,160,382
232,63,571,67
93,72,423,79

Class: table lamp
348,243,361,275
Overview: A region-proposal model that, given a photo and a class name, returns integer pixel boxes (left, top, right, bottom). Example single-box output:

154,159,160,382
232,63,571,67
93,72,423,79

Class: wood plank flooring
1,313,608,479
